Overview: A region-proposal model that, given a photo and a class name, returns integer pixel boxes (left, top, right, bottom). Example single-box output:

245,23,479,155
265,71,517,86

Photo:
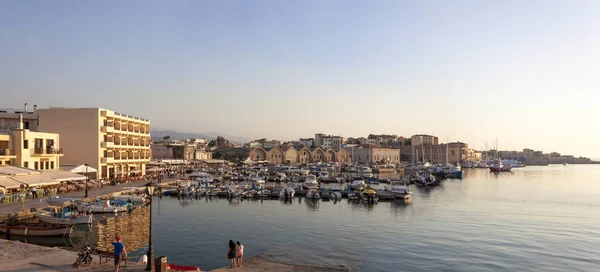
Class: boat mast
445,137,449,165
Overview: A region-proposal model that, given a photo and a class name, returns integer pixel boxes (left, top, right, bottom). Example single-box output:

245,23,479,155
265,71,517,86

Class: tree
403,138,411,146
368,134,377,139
162,135,171,141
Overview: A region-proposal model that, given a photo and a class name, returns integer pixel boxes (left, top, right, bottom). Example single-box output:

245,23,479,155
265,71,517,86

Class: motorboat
413,171,438,186
350,179,366,190
36,207,92,225
347,191,361,201
489,161,512,172
0,223,73,237
303,175,319,189
241,190,257,199
360,187,378,202
306,188,321,200
358,167,373,177
318,172,329,181
81,200,131,214
208,188,222,197
279,188,295,198
443,164,463,179
388,186,412,200
257,189,271,198
329,191,342,199
113,195,146,205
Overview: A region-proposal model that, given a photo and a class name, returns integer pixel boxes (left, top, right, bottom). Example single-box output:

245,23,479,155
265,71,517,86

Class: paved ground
0,178,180,216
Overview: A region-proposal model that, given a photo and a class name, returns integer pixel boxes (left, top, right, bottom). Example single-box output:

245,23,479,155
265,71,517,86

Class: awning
10,175,61,187
44,171,87,182
59,164,98,174
0,177,25,189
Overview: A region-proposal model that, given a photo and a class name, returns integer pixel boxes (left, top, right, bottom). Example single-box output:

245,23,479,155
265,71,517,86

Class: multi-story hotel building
0,107,63,169
38,108,151,179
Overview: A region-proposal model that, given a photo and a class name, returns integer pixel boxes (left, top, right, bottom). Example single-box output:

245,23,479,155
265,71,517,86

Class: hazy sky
1,1,599,157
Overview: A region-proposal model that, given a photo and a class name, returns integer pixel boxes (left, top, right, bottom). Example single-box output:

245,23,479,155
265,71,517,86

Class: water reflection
305,199,319,211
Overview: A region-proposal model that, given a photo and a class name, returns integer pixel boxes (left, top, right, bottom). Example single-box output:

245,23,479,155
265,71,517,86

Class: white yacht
303,175,319,189
389,185,412,200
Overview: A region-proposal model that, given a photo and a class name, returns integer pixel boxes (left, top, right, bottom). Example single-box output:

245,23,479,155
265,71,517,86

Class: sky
1,1,599,158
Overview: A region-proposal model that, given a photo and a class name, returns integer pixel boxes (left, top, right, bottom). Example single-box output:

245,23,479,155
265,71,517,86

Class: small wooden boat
37,208,93,225
0,223,73,237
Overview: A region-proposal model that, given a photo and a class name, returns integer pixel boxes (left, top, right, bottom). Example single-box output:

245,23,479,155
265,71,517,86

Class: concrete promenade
0,178,181,216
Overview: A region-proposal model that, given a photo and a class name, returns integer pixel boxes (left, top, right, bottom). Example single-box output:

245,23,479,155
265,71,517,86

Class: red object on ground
166,263,201,271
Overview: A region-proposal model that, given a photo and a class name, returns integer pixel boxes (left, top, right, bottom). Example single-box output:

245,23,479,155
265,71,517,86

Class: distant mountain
150,129,252,144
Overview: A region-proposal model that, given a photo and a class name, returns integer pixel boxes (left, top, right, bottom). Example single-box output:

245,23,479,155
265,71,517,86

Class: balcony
32,147,63,156
101,125,114,133
101,141,114,148
0,149,15,157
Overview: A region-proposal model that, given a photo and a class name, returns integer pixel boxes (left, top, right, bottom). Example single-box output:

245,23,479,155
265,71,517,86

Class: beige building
411,134,439,146
0,111,63,170
38,108,151,179
349,146,400,164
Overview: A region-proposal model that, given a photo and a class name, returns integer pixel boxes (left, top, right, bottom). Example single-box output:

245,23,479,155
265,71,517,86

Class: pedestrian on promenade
30,186,38,199
112,236,127,272
227,240,237,268
236,241,244,266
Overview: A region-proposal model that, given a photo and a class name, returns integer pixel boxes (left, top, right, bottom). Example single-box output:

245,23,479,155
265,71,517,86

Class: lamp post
145,184,155,271
84,164,89,198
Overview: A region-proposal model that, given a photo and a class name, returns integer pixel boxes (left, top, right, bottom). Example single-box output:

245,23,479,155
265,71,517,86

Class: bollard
155,256,168,272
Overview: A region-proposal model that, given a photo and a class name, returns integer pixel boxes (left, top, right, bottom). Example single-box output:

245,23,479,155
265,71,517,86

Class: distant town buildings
249,146,351,164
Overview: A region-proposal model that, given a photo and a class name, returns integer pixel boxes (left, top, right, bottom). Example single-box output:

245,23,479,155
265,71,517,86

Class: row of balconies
101,110,150,123
102,120,149,135
101,153,150,163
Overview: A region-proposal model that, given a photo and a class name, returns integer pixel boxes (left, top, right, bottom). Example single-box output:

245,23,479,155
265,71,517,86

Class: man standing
112,236,127,272
30,186,38,199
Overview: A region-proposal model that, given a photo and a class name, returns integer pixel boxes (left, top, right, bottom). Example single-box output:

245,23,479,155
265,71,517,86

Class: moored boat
0,223,73,237
36,207,92,225
388,185,412,200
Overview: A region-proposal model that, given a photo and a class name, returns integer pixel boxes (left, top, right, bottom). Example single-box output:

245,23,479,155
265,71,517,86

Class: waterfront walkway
0,178,180,216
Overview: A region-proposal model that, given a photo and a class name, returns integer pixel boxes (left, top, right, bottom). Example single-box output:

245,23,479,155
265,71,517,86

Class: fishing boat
36,207,92,225
443,164,463,179
241,190,257,199
0,223,73,237
81,200,131,214
413,171,437,186
388,186,412,200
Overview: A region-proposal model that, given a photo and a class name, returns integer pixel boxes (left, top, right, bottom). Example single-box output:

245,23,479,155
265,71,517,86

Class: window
51,161,54,169
23,140,29,149
34,161,38,169
24,121,30,129
45,161,49,169
24,161,29,168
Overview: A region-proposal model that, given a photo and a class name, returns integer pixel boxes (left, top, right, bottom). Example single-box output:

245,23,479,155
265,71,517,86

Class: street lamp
145,184,155,271
84,164,89,198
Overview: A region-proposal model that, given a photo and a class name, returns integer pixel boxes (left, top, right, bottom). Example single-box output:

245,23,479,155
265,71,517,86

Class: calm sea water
3,165,600,271
147,165,600,271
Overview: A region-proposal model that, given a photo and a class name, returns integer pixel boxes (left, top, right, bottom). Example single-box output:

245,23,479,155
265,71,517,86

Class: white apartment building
38,108,151,179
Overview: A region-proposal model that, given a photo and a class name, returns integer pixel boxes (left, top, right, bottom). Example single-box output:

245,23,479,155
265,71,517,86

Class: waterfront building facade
349,145,401,164
38,108,151,179
399,142,481,164
0,113,63,169
250,146,351,164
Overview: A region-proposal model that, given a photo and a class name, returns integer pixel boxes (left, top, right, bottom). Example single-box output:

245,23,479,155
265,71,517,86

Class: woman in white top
236,241,244,266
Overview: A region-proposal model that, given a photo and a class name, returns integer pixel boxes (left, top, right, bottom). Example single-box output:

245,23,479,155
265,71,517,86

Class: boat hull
0,225,73,237
38,214,93,225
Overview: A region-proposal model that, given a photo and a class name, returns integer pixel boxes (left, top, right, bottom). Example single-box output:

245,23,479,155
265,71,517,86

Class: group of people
227,240,244,268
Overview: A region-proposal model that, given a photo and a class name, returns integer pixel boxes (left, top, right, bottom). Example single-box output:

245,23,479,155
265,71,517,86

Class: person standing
236,241,244,267
227,240,237,268
112,236,127,272
30,186,38,199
